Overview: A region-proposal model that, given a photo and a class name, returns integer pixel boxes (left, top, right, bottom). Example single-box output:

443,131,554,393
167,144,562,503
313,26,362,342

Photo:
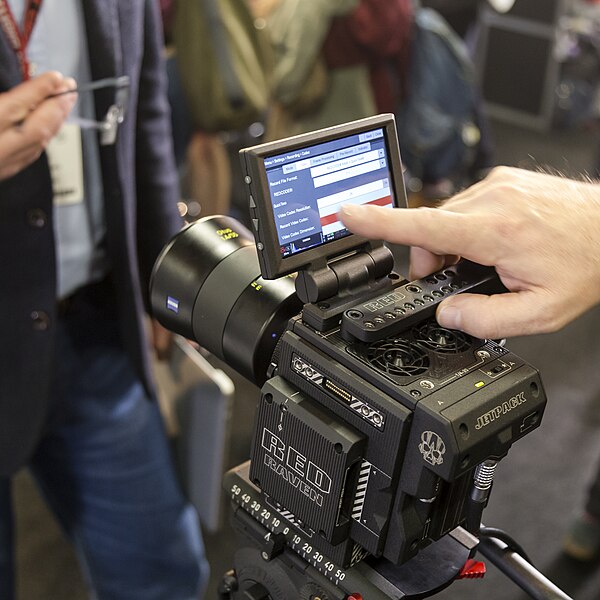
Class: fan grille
413,323,470,354
366,338,429,377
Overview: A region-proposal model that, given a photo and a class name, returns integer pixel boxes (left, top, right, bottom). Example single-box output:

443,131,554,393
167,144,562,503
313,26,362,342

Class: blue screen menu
264,128,396,258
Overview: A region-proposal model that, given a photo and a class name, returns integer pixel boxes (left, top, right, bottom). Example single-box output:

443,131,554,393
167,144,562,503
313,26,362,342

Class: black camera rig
150,115,571,599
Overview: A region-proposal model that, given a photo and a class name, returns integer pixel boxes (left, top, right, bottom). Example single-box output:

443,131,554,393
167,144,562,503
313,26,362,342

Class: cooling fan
358,337,430,379
347,319,477,385
412,322,471,354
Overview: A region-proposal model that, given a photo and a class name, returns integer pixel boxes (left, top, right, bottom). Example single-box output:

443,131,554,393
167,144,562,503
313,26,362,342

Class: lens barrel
150,215,302,385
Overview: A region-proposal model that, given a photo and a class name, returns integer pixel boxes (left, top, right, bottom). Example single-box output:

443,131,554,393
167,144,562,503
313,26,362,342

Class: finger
408,247,461,280
409,246,445,280
0,86,77,181
0,123,44,156
0,72,71,130
1,88,77,155
339,204,492,264
22,92,76,136
151,319,174,361
0,145,43,180
435,290,553,339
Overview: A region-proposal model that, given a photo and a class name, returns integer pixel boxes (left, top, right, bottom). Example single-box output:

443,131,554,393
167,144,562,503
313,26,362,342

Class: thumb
436,291,545,339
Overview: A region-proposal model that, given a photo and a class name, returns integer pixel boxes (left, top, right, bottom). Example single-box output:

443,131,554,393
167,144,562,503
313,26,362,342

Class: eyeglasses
48,76,130,146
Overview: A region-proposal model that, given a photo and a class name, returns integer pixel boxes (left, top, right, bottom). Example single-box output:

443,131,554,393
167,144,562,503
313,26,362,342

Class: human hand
150,318,174,361
0,71,77,181
339,166,600,339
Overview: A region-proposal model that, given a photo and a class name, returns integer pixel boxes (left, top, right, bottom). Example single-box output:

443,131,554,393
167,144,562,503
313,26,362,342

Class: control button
249,195,256,209
406,284,422,293
27,208,47,228
31,310,50,331
252,218,259,231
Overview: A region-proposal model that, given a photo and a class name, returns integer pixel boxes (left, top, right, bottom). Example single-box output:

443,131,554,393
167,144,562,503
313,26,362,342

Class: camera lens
150,216,302,385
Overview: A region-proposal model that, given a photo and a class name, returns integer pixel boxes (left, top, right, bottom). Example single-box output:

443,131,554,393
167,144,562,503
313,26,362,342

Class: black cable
479,526,533,565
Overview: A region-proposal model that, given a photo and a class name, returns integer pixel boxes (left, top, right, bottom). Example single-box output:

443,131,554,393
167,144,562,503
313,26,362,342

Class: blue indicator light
166,296,179,313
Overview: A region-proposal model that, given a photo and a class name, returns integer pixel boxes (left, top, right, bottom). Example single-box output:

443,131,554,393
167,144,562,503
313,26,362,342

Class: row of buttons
364,283,461,328
341,261,503,343
350,281,464,330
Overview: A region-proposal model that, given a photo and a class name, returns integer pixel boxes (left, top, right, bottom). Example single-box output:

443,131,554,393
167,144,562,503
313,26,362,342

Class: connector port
324,378,352,404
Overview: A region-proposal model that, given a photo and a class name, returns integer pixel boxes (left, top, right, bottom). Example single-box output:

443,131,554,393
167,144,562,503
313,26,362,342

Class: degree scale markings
230,480,349,585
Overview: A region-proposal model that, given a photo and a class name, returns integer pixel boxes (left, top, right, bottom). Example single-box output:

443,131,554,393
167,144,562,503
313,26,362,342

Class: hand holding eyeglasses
0,71,77,182
47,76,130,145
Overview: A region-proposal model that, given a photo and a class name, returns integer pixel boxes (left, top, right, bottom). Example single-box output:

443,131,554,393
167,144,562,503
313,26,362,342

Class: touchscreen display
263,127,396,258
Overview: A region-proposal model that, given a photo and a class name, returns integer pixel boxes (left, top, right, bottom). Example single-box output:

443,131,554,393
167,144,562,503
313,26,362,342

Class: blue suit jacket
0,0,183,475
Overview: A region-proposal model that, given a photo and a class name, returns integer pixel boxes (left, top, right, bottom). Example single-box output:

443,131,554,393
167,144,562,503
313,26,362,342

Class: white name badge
47,123,85,206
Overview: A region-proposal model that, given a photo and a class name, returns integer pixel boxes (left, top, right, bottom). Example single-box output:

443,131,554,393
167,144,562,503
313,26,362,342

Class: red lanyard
0,0,44,79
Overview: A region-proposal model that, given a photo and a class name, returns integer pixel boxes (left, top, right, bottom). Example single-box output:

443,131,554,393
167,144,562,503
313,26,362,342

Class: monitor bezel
240,114,406,280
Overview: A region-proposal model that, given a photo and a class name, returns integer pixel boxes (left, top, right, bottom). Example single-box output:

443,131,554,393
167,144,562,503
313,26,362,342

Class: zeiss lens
150,216,302,385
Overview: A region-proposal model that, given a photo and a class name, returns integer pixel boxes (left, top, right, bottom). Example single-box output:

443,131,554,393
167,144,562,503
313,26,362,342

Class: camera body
247,267,544,569
150,115,546,590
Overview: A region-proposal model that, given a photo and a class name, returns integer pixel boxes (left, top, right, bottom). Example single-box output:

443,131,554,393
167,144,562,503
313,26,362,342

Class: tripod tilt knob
261,532,286,561
457,559,486,579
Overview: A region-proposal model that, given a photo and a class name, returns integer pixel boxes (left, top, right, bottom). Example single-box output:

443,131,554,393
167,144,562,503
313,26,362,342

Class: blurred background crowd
6,0,600,598
160,0,600,221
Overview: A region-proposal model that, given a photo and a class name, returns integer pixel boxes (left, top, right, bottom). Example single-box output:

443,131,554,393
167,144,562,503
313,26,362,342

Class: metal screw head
477,350,491,359
346,309,363,320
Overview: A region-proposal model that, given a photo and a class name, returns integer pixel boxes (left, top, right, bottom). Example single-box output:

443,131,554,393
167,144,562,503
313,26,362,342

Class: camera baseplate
223,462,477,599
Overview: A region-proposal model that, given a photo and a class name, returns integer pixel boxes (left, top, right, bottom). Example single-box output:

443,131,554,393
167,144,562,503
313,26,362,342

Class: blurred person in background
257,0,412,140
414,0,497,198
0,1,207,598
